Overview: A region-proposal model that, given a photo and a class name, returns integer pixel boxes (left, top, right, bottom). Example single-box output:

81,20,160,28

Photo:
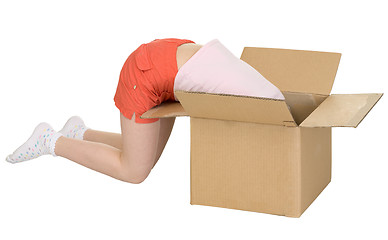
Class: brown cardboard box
141,47,383,217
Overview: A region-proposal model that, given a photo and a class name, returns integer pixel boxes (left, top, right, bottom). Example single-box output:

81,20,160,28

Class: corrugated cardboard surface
301,93,383,127
140,101,187,119
240,47,341,95
283,92,328,125
175,90,295,126
300,127,331,215
190,117,332,217
190,117,299,216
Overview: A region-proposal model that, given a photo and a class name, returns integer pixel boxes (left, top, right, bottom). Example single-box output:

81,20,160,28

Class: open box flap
140,101,188,119
300,93,383,128
168,90,297,126
282,92,328,125
240,47,341,95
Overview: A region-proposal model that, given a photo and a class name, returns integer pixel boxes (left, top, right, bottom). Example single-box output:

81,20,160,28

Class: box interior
282,91,328,125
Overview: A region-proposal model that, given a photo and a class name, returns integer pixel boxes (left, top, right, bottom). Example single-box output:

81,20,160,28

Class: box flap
283,92,328,125
240,47,341,95
300,93,383,128
174,90,296,126
140,101,188,119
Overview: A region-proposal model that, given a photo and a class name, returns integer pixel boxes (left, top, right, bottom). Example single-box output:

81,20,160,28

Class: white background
1,0,387,239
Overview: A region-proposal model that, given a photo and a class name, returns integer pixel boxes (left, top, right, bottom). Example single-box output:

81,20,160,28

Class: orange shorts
114,38,195,123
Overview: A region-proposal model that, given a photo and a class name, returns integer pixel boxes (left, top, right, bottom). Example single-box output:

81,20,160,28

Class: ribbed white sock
59,116,89,140
6,122,63,164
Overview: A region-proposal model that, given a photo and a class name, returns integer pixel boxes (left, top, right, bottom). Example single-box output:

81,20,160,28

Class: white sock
58,116,89,140
6,122,63,164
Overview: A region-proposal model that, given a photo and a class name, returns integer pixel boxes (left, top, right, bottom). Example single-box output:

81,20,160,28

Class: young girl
6,38,284,184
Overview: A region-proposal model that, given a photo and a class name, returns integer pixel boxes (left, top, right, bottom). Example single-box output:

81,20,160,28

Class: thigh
153,117,176,167
120,112,161,176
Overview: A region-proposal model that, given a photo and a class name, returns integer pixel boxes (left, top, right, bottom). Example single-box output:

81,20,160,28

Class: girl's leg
153,117,176,167
83,129,122,150
55,112,163,184
81,117,176,167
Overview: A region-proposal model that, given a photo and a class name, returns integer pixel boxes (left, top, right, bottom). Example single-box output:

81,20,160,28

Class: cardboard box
141,46,383,217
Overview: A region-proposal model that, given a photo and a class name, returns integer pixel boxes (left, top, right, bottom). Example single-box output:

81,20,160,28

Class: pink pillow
174,39,285,101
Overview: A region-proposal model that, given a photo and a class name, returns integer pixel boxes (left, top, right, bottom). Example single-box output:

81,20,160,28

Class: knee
120,174,148,184
124,177,146,184
119,166,151,184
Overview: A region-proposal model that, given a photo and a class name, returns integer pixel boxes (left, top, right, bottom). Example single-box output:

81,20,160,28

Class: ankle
50,133,63,157
81,128,93,141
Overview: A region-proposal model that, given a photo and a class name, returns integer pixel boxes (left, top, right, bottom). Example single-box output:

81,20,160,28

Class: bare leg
82,117,176,167
153,117,175,167
83,129,122,150
55,112,164,184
